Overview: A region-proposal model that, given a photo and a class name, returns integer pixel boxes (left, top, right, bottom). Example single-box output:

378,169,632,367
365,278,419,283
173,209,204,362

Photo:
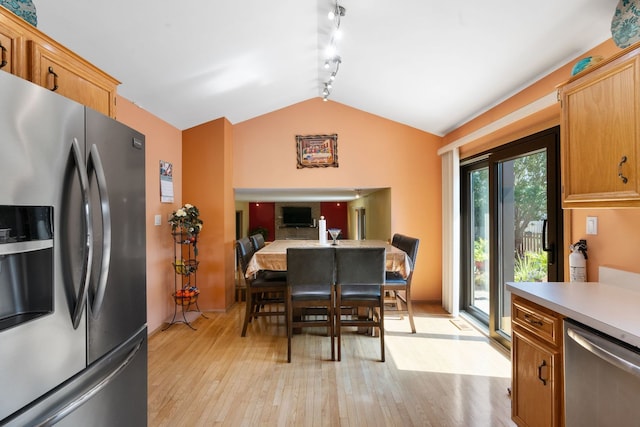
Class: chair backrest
236,237,255,275
391,234,420,282
249,233,265,251
286,247,335,287
391,234,419,267
335,247,385,285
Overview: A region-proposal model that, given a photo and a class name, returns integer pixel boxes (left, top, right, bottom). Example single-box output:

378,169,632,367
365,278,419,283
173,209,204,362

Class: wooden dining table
245,239,411,279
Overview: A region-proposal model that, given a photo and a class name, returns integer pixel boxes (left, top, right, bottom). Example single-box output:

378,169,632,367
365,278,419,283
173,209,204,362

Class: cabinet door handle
0,43,7,69
524,313,543,327
537,360,548,386
47,66,59,91
618,155,628,184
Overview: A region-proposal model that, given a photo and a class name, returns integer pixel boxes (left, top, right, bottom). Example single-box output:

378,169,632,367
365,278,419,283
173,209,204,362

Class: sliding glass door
461,127,563,345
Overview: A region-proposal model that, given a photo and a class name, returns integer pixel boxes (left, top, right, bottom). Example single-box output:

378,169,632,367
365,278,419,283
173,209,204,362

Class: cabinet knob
618,155,629,184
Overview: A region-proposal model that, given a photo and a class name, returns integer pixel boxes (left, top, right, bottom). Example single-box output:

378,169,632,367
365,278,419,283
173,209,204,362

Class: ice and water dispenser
0,206,54,331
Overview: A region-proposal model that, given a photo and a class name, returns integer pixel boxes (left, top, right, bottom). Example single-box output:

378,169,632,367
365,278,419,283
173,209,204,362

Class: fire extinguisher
569,239,588,282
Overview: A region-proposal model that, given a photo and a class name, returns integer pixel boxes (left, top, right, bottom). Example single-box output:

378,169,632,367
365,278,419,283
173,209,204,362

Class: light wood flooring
148,303,516,427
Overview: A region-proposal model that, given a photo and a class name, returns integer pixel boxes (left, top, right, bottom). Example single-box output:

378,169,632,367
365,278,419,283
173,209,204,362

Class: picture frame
295,134,339,168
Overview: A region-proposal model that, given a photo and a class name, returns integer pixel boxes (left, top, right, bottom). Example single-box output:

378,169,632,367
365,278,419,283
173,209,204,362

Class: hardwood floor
148,303,516,426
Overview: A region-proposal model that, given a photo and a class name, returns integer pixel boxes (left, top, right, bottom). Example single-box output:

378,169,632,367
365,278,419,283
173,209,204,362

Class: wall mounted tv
282,206,313,227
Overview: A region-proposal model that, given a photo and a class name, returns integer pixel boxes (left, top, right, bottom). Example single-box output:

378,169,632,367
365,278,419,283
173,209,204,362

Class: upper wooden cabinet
0,16,23,77
558,44,640,207
0,8,118,118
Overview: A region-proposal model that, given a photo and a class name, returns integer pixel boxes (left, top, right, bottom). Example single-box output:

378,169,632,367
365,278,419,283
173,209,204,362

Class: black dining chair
286,247,336,363
236,237,287,337
335,247,386,362
384,234,419,333
249,233,266,251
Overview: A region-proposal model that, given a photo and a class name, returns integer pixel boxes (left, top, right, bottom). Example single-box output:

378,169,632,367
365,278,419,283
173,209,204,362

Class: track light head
328,4,346,20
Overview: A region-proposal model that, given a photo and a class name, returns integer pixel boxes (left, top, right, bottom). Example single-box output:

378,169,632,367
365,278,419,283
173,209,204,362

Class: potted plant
168,203,203,254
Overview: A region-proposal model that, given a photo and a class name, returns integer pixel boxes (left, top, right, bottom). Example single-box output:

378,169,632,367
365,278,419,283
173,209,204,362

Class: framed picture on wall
295,134,339,168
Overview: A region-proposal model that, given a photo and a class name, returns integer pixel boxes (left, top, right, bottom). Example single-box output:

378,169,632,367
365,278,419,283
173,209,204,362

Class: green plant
474,237,488,263
514,251,548,282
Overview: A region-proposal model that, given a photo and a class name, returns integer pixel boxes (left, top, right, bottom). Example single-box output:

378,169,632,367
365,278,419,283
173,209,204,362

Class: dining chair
249,233,266,251
236,237,287,337
335,247,386,362
286,247,336,363
384,233,420,333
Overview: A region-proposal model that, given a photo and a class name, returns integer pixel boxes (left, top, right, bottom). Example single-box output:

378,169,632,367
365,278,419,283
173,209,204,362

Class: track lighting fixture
321,1,346,101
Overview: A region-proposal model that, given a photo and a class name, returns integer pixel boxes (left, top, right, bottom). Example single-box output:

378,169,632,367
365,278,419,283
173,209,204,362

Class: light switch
154,214,162,226
586,216,598,235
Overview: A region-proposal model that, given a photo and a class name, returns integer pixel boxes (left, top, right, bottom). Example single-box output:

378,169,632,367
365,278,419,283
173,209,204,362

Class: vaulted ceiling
35,1,616,137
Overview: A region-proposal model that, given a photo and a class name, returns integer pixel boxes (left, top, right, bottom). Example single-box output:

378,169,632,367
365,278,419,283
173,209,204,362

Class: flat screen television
282,206,313,227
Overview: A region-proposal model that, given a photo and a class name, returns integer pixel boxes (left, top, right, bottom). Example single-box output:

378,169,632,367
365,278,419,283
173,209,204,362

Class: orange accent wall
182,118,236,311
234,99,443,301
115,96,182,334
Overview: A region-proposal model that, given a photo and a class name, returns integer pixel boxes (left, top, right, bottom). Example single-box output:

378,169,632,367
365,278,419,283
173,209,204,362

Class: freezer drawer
2,326,147,427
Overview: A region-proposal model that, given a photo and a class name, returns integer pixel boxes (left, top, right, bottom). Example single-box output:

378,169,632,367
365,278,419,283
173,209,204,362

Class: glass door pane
496,151,548,337
470,168,490,316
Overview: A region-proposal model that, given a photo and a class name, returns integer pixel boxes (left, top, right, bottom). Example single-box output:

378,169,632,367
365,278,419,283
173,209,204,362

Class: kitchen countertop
507,277,640,349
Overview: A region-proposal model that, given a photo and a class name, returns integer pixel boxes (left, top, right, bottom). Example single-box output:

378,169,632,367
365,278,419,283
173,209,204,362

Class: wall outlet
586,216,598,235
154,214,162,226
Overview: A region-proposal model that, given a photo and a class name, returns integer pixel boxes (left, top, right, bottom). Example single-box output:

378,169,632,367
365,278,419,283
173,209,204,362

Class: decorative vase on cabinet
0,0,37,26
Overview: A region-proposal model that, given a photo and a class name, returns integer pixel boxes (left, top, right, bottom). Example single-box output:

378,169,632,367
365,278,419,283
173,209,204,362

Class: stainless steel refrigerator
0,71,147,426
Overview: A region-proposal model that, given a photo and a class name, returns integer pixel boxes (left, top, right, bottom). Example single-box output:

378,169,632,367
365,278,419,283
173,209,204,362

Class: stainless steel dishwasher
564,318,640,427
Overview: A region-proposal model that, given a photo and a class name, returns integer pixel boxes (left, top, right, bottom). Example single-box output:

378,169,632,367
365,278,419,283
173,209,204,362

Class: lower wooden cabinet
511,296,563,427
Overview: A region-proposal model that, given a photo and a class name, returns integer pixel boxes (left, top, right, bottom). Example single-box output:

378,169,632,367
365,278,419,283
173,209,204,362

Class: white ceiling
34,0,616,138
31,1,617,202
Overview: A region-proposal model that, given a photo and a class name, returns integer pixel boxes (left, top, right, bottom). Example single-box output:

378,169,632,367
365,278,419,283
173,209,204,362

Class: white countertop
507,277,640,349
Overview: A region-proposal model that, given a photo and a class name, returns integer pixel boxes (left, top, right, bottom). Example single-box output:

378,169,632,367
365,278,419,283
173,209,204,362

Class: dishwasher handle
567,326,640,380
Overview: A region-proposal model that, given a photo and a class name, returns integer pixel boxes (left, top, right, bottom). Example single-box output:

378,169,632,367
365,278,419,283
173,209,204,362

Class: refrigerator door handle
71,138,93,330
26,337,144,427
87,144,112,318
